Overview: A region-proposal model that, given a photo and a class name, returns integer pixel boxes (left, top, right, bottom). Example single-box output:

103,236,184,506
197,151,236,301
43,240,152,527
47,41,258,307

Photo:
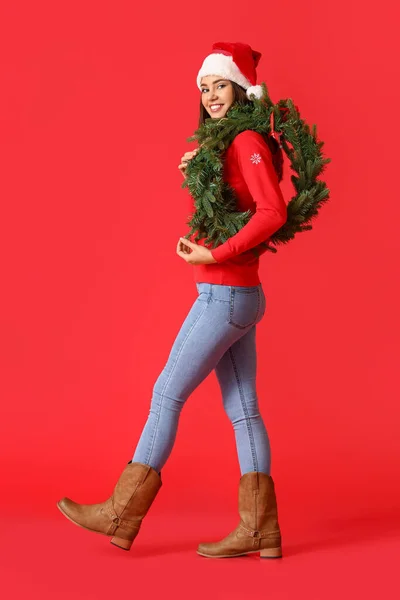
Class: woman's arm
210,130,287,263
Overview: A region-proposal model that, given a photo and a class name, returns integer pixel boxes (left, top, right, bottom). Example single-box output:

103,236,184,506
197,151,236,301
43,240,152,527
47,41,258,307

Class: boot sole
197,547,282,559
56,502,132,550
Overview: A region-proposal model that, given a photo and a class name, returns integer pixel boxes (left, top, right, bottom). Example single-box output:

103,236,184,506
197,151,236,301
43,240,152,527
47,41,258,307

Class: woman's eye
201,84,226,93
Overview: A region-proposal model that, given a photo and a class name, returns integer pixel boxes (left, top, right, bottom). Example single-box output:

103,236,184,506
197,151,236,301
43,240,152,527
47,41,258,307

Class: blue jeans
132,282,271,475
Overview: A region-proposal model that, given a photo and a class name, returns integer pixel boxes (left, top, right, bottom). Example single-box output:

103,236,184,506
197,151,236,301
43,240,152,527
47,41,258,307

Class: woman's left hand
176,237,218,265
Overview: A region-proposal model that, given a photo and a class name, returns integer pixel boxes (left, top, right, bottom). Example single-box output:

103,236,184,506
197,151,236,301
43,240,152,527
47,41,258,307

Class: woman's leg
132,283,266,473
214,324,271,476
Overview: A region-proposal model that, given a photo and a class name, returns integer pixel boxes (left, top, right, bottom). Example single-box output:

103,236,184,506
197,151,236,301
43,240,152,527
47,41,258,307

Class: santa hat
196,41,264,100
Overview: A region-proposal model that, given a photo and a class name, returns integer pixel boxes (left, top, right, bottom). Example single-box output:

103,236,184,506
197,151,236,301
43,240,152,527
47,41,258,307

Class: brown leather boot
197,471,282,559
57,461,162,551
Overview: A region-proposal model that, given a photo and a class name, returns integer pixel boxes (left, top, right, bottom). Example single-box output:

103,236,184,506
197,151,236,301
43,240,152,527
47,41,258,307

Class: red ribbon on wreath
269,111,282,147
268,104,300,148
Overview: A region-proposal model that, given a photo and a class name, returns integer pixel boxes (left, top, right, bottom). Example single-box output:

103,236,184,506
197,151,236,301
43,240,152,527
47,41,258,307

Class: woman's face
200,75,234,118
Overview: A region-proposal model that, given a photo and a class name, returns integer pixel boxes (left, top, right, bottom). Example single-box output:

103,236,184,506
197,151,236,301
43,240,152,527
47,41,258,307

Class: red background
0,1,399,598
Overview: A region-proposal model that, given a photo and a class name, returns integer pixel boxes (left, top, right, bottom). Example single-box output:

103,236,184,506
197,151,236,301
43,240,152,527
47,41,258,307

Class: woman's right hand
178,148,200,179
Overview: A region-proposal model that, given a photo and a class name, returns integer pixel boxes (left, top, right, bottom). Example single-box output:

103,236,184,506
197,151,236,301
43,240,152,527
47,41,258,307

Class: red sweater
189,129,287,286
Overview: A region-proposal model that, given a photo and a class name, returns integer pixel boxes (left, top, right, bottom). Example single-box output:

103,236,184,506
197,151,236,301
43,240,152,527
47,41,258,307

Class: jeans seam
228,345,259,472
145,299,209,465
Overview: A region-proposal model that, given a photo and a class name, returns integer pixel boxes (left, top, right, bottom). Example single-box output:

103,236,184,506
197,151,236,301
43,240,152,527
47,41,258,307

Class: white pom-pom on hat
246,85,264,100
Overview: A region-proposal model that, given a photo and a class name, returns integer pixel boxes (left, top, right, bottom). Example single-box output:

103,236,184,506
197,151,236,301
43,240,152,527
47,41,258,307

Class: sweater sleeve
210,130,287,263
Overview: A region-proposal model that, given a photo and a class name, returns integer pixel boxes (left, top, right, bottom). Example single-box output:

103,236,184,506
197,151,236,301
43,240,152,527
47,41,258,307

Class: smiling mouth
209,104,224,113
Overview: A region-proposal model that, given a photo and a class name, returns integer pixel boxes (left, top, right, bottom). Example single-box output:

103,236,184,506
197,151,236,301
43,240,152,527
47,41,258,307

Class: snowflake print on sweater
250,152,262,164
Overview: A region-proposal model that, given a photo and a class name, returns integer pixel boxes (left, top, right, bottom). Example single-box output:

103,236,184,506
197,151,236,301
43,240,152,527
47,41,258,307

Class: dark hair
199,80,284,182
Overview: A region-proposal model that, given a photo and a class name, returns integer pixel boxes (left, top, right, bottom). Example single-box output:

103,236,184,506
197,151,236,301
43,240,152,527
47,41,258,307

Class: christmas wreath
181,81,331,255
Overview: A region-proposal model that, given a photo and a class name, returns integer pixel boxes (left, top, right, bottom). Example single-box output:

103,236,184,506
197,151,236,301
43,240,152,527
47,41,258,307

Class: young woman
57,41,287,560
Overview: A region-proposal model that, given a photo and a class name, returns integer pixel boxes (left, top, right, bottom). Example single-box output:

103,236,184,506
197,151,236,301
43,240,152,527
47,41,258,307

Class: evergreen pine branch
181,81,331,253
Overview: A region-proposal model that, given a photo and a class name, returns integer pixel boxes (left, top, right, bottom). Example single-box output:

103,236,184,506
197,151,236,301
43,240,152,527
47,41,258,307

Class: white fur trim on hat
246,85,264,99
197,53,251,91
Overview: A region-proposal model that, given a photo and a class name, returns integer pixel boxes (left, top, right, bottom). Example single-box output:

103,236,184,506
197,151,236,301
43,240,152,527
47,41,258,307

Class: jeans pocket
228,286,261,329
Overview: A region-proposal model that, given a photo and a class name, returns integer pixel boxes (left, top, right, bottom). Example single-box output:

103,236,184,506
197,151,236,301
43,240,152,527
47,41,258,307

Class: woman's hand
178,148,200,179
176,237,218,265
